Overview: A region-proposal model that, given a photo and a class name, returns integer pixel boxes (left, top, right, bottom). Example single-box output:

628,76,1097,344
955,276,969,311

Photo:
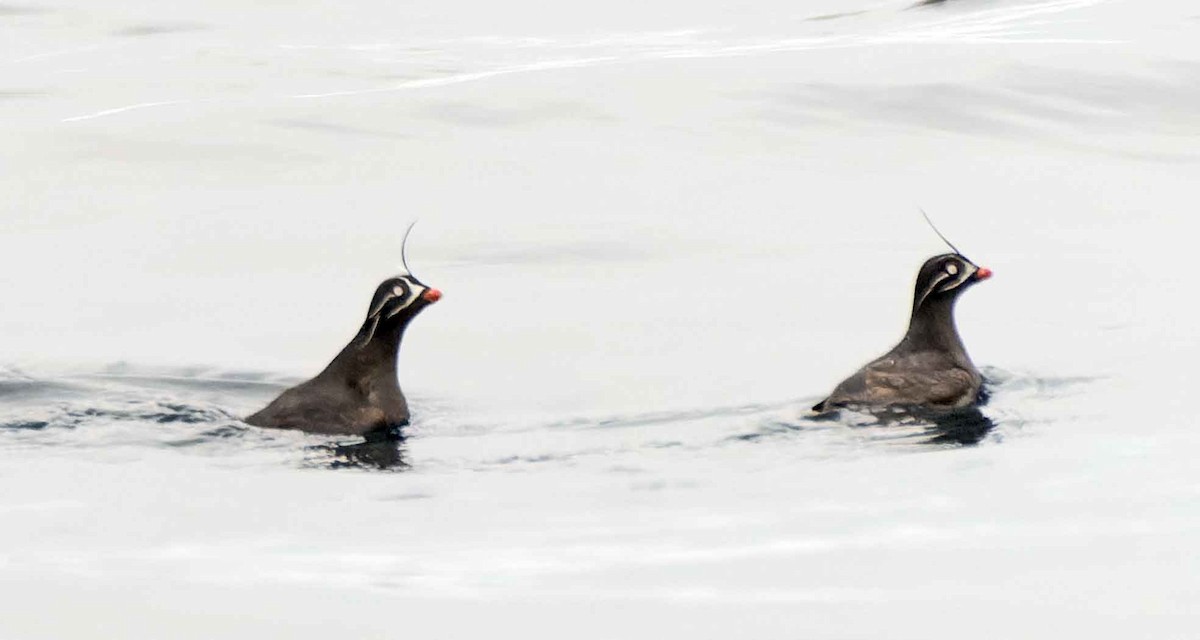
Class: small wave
0,366,85,400
731,408,996,447
0,365,426,472
728,419,832,442
160,424,257,448
82,362,299,388
65,402,240,425
546,400,798,431
1,420,51,431
0,363,1103,473
980,366,1100,395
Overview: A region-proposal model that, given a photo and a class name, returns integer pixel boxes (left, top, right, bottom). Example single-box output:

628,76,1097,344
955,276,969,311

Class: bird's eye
393,286,405,297
946,263,959,276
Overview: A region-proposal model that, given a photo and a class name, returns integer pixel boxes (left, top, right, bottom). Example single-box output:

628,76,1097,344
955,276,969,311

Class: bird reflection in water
908,405,996,445
307,431,410,471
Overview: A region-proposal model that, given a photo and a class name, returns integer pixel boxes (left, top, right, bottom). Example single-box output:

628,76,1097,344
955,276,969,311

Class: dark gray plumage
245,276,441,437
814,253,992,413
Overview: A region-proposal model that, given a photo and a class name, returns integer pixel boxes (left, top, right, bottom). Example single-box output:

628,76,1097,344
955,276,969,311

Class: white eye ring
393,286,406,297
946,263,959,275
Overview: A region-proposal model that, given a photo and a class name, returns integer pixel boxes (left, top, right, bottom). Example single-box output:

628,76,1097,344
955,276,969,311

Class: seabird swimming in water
813,252,992,413
246,274,442,437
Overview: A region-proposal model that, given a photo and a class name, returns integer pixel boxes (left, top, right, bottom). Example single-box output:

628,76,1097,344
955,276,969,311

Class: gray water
3,0,1199,637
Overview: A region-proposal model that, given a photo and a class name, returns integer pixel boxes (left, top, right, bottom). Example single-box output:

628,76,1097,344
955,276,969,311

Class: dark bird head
912,253,991,312
358,275,442,346
354,220,442,346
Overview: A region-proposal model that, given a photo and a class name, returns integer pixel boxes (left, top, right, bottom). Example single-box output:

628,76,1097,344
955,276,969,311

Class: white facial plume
358,276,426,347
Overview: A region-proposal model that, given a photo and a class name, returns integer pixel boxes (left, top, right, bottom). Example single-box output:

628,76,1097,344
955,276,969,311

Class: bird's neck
901,296,968,358
327,320,406,382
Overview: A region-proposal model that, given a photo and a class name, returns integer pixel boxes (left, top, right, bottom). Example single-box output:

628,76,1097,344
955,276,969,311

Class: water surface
2,0,1199,637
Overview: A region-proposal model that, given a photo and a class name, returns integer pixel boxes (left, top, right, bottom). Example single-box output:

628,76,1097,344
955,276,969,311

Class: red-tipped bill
975,267,993,281
422,288,442,303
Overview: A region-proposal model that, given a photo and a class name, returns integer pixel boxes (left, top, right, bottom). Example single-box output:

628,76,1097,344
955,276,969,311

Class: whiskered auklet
813,252,992,413
246,274,442,437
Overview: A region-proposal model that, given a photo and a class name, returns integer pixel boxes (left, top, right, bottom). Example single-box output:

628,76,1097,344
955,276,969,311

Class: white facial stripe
383,280,423,320
366,297,390,320
358,315,381,347
915,271,953,309
939,263,975,292
360,279,424,347
366,279,422,321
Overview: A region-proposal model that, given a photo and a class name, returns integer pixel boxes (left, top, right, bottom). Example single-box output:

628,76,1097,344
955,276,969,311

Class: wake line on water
57,0,1117,123
291,56,620,99
79,372,289,388
286,0,1119,100
61,100,188,123
0,365,1091,475
8,45,103,64
889,0,1117,43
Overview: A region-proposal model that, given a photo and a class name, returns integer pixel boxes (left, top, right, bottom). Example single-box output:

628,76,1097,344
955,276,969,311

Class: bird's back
245,374,406,436
814,348,981,412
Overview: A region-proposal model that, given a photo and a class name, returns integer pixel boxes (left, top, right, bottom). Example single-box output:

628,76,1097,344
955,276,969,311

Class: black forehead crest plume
919,207,967,259
400,220,418,278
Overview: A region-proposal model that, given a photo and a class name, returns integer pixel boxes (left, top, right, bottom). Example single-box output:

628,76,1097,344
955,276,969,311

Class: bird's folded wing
862,363,974,406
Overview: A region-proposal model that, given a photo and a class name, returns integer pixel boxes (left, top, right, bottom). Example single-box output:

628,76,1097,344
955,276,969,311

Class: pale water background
2,0,1199,637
